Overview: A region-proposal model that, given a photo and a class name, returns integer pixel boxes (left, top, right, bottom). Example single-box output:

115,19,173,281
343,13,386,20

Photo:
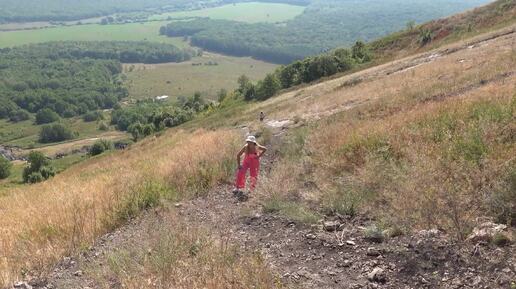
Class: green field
148,2,305,23
124,52,278,101
0,21,188,48
0,115,117,149
0,2,304,48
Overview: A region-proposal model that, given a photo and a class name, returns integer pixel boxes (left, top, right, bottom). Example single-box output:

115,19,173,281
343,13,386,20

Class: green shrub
263,196,319,224
35,108,60,124
22,151,55,183
89,139,114,156
0,156,12,179
9,109,31,122
39,123,75,143
98,121,109,131
492,232,511,247
488,168,516,225
83,111,104,122
419,28,433,45
26,172,44,184
364,225,385,243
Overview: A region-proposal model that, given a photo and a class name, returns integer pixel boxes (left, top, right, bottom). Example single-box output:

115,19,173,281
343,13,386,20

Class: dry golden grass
93,220,280,289
250,26,515,122
310,81,515,237
251,27,515,239
0,128,240,286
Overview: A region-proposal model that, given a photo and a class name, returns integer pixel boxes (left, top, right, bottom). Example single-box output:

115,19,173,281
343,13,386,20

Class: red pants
235,154,260,191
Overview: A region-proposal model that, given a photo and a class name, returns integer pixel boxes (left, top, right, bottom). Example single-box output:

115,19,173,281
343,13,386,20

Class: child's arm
257,143,267,158
236,145,246,167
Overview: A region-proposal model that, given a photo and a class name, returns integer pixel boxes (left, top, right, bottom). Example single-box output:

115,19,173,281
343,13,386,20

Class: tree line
234,41,372,101
160,0,490,64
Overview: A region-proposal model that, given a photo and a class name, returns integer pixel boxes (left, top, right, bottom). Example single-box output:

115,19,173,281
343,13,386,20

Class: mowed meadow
0,129,244,286
124,53,278,100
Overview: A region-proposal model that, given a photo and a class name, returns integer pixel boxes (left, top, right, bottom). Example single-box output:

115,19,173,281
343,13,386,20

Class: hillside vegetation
0,1,514,287
161,0,490,63
0,41,193,122
0,129,241,286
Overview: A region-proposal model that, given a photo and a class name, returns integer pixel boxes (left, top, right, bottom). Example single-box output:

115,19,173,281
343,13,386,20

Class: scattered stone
174,203,182,208
346,240,356,246
13,282,32,289
367,247,381,257
418,229,441,238
305,233,317,240
73,270,83,277
324,221,341,232
367,267,387,283
337,260,352,268
467,222,507,243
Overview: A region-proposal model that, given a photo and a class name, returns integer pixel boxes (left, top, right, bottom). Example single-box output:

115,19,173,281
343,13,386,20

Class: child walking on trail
233,135,267,200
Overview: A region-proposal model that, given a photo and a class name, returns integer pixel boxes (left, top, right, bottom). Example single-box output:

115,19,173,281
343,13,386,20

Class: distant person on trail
233,135,267,200
259,111,265,122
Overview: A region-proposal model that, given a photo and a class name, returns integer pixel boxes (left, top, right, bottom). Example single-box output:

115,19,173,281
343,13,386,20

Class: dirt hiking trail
22,26,516,289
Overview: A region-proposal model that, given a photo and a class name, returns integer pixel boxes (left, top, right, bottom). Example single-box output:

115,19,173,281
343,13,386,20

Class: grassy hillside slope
0,2,514,287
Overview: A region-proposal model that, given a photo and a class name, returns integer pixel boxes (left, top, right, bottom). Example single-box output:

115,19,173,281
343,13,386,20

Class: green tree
39,123,75,143
256,73,280,100
22,151,55,183
217,88,228,103
89,139,113,156
36,108,60,124
0,156,12,179
351,41,371,63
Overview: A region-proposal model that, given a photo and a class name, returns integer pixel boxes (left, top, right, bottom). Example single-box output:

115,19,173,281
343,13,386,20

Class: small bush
9,109,31,122
492,233,511,247
263,196,319,224
22,151,55,184
83,111,104,122
26,172,44,184
0,156,12,179
98,121,109,131
36,108,60,124
364,225,385,243
322,189,363,217
89,139,114,156
419,28,433,45
39,123,75,143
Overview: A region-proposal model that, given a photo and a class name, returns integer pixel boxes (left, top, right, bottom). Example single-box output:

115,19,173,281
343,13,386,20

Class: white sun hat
245,135,257,144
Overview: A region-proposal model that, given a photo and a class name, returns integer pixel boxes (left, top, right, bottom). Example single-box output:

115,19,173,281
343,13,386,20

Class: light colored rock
367,267,387,283
467,222,507,243
323,221,340,232
13,282,32,289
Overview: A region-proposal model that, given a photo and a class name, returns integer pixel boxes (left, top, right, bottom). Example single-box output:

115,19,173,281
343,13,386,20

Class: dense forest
0,0,309,23
0,41,191,122
161,0,490,63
